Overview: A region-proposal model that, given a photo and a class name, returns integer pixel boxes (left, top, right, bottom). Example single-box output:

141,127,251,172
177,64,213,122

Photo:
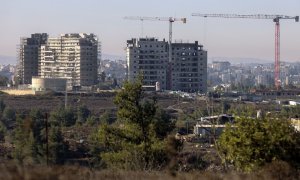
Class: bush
218,116,300,172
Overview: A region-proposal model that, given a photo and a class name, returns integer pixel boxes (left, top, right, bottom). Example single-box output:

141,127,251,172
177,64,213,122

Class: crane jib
192,13,298,90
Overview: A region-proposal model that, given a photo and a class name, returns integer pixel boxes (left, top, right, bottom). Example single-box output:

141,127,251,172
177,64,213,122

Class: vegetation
1,106,16,128
50,106,76,127
77,105,91,124
12,109,69,165
0,75,8,87
97,77,177,170
0,160,299,180
218,116,300,172
0,87,299,177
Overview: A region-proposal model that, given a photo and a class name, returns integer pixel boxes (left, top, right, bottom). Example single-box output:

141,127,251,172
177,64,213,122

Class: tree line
0,77,299,173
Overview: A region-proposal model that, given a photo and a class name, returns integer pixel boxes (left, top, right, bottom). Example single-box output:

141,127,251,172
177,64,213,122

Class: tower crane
124,16,187,89
124,16,187,63
192,13,299,89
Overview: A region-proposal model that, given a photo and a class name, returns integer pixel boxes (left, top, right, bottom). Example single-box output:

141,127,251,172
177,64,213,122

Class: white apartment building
39,33,98,88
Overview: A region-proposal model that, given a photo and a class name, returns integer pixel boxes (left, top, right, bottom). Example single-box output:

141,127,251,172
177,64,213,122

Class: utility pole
65,83,67,108
45,113,49,166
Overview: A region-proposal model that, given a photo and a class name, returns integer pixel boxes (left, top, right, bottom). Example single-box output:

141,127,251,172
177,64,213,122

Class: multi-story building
126,38,169,90
39,33,98,87
17,33,48,84
17,33,98,88
126,38,207,93
172,41,207,93
212,61,230,72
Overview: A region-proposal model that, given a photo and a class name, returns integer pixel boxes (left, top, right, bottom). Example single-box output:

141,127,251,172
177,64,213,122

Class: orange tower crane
192,13,299,89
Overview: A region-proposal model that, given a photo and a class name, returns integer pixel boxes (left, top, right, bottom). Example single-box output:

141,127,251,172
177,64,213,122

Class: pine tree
50,106,76,127
98,77,173,170
77,105,91,124
1,106,16,128
48,126,69,164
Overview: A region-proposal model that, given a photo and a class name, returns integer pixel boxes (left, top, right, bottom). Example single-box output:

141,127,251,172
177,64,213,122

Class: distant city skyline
0,0,299,61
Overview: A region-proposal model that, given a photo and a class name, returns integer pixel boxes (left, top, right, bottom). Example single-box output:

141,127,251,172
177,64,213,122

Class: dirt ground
0,92,202,116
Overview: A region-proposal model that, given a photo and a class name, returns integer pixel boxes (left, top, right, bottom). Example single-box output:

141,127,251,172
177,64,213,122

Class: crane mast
192,13,299,89
124,16,187,89
124,16,186,62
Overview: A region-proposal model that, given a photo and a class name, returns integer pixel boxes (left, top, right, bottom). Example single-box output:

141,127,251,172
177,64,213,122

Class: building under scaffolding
39,33,98,88
17,33,99,89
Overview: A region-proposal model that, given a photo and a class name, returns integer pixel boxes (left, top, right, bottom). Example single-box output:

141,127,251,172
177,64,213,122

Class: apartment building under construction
126,38,207,93
171,41,207,93
126,38,169,90
17,33,48,84
17,33,98,88
39,33,98,87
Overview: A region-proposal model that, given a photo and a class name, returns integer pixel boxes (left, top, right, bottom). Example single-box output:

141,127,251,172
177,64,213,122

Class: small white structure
194,124,226,137
291,118,300,132
194,114,234,137
155,81,161,91
32,77,67,92
257,109,262,119
289,100,300,106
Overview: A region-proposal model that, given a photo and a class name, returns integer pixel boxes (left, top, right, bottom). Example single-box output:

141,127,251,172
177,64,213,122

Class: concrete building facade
32,77,67,92
17,33,98,89
126,38,169,90
39,33,98,88
212,61,230,72
171,42,207,93
126,38,207,93
17,33,48,84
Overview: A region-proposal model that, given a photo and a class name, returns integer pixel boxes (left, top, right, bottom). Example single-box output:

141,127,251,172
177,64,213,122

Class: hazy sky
0,0,299,61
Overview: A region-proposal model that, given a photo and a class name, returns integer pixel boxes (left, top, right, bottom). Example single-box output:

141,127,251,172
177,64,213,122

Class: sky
0,0,299,62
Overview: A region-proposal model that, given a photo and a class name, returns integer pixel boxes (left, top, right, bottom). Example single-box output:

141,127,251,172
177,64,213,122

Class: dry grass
1,90,34,96
0,161,298,180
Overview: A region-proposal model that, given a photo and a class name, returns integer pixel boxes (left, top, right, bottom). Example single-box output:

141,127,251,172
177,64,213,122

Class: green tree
88,127,105,168
153,108,175,139
28,109,46,162
98,77,172,170
12,109,69,165
0,75,8,86
0,122,6,142
50,106,76,127
1,106,16,128
48,126,69,164
218,116,300,172
86,115,98,126
99,111,111,125
0,99,6,113
12,116,33,163
76,105,91,124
